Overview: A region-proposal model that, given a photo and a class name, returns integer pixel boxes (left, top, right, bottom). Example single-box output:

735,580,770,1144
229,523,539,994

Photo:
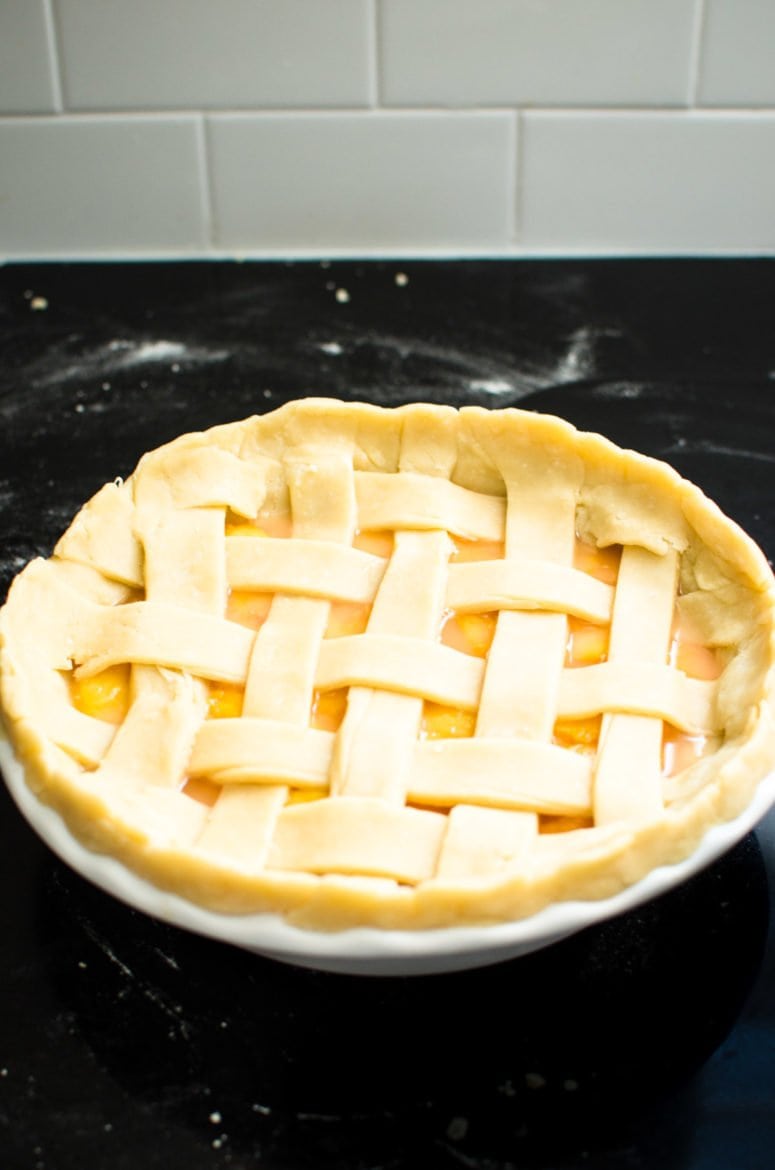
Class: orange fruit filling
540,814,595,834
182,776,220,807
286,785,329,806
441,611,497,658
69,663,131,725
325,600,371,639
671,630,721,681
225,590,273,630
450,537,505,564
225,509,293,539
566,618,609,666
553,715,602,752
207,681,244,720
422,702,477,740
573,539,621,584
311,688,348,732
352,529,394,558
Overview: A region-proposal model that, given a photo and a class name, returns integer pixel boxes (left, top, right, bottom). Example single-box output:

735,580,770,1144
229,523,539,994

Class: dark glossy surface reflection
1,259,774,1170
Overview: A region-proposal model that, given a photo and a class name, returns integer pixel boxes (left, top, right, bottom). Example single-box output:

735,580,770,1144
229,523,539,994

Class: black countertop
1,259,774,1170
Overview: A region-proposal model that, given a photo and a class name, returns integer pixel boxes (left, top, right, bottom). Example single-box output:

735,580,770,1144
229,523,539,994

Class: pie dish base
4,726,774,977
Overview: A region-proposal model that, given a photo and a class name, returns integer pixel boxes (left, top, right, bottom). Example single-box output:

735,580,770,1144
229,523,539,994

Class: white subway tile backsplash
698,0,775,106
0,1,773,257
0,0,57,113
55,0,373,111
0,116,206,256
207,111,514,251
520,111,775,253
379,0,696,108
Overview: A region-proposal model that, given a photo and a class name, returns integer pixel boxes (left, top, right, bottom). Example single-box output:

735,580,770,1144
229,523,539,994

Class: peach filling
69,528,721,815
69,662,131,726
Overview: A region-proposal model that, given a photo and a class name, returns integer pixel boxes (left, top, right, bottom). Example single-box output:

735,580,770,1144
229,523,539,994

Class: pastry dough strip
558,662,716,734
316,633,484,710
593,546,679,826
410,736,592,815
447,558,613,622
355,471,506,541
226,536,386,602
268,796,448,885
435,806,539,880
329,529,452,803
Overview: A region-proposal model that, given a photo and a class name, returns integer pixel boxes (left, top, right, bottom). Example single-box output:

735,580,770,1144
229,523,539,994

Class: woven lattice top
2,400,774,929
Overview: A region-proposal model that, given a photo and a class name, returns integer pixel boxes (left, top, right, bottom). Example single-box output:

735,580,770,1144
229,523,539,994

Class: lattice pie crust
1,400,774,930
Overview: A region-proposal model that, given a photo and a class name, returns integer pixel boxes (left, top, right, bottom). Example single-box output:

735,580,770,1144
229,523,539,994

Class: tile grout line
687,0,708,108
368,0,381,108
2,105,775,124
196,115,217,251
3,243,775,263
41,0,64,113
510,109,523,246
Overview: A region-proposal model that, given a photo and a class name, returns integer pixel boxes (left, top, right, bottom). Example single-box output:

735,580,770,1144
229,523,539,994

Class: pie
1,399,774,930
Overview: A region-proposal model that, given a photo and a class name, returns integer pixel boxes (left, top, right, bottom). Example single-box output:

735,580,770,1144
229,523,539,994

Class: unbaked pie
1,399,774,930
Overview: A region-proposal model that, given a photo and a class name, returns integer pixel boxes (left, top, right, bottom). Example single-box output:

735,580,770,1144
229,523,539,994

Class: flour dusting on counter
29,338,230,389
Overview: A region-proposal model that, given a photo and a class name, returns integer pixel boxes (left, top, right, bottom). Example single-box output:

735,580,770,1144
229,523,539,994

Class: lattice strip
478,612,568,740
329,530,454,803
54,480,143,587
71,602,254,683
593,547,679,826
268,796,447,884
242,452,357,720
479,429,581,741
39,702,116,768
355,471,506,541
316,633,484,709
435,805,539,880
190,718,334,787
226,536,385,603
133,444,267,516
92,667,208,790
196,784,288,870
409,737,592,815
447,559,613,623
243,597,330,723
557,661,716,733
475,478,578,739
144,509,227,614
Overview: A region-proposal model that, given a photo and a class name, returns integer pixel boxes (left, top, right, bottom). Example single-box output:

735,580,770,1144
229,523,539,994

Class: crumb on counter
525,1072,547,1090
446,1116,469,1141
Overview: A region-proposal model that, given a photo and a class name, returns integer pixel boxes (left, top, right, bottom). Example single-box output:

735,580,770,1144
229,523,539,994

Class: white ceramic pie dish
3,726,774,977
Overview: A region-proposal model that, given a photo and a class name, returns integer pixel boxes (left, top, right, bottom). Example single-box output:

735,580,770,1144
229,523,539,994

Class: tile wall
1,0,774,258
